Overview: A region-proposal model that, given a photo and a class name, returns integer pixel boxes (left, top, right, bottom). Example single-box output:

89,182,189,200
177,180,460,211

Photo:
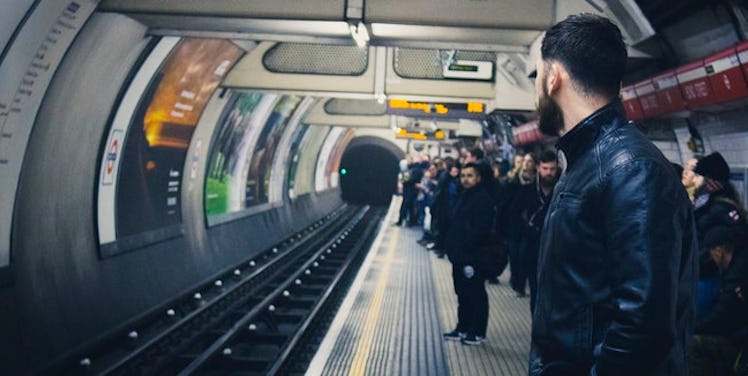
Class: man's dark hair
468,147,484,160
541,13,627,100
525,152,538,164
462,162,480,173
443,156,455,169
539,150,557,164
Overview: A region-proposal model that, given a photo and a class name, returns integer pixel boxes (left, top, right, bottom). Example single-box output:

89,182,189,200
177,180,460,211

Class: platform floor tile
316,225,449,376
431,253,532,376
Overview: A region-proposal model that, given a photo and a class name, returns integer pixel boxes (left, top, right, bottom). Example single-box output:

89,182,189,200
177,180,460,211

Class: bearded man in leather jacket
528,14,698,375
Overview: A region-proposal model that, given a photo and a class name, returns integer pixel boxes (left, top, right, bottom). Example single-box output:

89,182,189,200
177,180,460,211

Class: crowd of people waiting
395,147,747,373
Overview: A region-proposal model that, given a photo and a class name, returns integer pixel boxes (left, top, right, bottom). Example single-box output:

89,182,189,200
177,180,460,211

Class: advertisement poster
204,92,264,216
315,127,344,192
325,128,355,189
286,124,310,198
245,95,301,207
115,38,242,240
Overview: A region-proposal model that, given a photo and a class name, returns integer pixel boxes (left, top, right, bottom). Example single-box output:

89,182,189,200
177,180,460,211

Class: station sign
387,99,485,119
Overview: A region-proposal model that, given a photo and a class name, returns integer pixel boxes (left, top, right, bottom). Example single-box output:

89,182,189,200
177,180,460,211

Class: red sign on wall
652,70,686,114
621,85,644,120
512,120,545,145
634,79,663,117
739,41,748,85
706,45,748,104
676,60,715,109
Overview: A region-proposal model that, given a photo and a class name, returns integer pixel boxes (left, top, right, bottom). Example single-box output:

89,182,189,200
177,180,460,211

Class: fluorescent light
349,21,370,48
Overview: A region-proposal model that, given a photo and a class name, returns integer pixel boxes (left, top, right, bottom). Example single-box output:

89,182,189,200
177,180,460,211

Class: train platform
307,199,531,375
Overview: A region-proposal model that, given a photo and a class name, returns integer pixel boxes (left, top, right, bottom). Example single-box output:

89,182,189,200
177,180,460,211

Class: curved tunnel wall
1,13,344,373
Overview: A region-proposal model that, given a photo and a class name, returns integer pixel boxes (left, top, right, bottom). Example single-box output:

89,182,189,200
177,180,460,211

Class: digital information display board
387,99,485,120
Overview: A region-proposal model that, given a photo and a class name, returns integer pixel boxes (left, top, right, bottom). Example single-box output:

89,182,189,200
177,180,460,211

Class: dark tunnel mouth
340,143,402,206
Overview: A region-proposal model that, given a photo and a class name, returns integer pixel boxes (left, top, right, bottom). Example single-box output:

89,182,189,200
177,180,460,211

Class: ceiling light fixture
349,21,370,48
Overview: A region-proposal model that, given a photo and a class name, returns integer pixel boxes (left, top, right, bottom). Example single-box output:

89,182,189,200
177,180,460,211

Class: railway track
49,205,384,375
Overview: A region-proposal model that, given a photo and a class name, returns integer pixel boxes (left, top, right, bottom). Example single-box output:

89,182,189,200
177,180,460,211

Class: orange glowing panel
143,39,243,149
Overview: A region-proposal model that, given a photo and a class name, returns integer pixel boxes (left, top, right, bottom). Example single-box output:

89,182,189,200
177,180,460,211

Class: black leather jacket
530,101,698,376
445,185,494,266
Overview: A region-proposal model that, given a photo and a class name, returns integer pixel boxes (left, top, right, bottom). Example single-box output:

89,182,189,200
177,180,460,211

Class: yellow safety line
348,227,400,376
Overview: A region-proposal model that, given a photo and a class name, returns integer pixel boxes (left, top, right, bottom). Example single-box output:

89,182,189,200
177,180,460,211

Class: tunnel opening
340,143,401,206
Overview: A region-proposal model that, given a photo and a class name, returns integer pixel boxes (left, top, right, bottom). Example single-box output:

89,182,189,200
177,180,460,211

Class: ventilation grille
263,43,368,75
324,99,387,115
394,48,496,79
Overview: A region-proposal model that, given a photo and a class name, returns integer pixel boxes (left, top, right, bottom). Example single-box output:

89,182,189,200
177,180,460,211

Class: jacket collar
556,100,626,167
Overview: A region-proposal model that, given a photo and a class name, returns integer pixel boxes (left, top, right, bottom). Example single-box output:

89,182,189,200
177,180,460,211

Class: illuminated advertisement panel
111,38,242,250
325,128,355,189
286,124,310,198
293,126,329,198
315,127,345,192
245,95,301,207
204,92,264,216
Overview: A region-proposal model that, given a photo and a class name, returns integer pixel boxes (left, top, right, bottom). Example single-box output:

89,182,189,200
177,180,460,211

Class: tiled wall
652,140,682,164
671,107,748,168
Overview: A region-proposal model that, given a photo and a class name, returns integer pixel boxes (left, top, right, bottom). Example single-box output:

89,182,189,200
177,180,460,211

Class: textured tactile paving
317,224,448,376
311,198,532,376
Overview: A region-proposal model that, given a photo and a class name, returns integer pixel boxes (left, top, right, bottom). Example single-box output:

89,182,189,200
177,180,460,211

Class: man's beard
537,83,564,137
539,173,556,188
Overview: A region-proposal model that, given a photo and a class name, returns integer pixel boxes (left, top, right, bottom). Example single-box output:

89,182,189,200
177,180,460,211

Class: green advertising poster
205,92,264,216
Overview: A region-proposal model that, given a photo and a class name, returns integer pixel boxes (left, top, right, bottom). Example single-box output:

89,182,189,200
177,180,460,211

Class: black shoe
443,330,466,341
487,277,500,285
461,334,485,345
515,291,527,298
392,221,402,226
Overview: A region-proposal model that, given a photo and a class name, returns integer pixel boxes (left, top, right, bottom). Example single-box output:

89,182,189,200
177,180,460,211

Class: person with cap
688,225,748,375
692,152,747,319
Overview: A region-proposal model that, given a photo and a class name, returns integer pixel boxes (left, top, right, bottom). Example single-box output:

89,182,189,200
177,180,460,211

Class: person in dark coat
487,160,511,284
442,163,494,346
529,14,697,375
691,152,747,319
689,226,748,375
508,153,537,296
429,160,460,257
511,150,558,312
395,158,424,226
